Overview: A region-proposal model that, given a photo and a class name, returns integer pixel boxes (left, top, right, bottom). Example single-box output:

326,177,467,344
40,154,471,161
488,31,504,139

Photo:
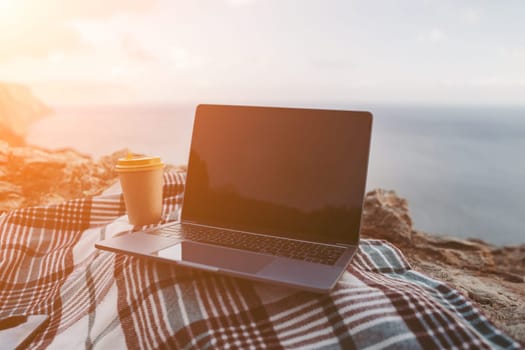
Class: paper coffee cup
115,154,165,226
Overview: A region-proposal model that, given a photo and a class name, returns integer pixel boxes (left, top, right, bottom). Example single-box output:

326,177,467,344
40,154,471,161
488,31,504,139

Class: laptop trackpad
156,241,274,274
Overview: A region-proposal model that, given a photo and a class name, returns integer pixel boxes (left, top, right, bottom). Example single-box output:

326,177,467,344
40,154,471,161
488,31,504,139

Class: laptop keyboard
148,224,346,266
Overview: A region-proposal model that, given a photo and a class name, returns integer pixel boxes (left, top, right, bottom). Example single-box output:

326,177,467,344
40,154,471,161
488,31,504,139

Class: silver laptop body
96,104,373,293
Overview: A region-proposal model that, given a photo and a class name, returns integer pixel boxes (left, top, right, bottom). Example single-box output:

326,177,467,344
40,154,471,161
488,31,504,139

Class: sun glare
0,0,13,10
0,0,16,20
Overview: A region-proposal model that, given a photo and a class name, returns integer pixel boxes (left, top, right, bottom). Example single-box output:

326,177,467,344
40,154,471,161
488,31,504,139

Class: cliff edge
0,142,123,212
362,189,524,345
0,81,53,146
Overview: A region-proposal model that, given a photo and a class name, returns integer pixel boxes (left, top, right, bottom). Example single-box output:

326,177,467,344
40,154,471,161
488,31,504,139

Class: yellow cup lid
115,154,164,172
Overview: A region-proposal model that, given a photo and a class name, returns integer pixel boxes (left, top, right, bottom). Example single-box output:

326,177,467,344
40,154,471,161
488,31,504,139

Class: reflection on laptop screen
182,105,372,245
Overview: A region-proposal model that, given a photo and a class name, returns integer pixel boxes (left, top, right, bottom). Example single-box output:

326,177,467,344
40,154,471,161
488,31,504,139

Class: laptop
96,104,373,293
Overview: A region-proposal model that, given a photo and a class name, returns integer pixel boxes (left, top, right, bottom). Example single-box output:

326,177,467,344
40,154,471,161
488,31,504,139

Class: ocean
27,104,525,245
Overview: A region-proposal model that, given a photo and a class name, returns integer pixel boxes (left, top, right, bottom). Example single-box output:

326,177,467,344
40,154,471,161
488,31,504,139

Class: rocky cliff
0,81,122,211
0,82,53,146
362,189,524,345
0,142,123,212
0,142,184,213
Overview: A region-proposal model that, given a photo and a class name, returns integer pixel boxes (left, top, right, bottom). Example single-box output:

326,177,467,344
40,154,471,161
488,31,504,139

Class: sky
1,0,524,106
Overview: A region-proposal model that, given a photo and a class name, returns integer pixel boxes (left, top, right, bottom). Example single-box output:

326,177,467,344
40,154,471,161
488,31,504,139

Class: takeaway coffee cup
115,154,164,226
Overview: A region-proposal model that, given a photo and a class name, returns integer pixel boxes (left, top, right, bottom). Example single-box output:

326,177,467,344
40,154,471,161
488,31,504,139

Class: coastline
362,189,524,344
26,104,525,245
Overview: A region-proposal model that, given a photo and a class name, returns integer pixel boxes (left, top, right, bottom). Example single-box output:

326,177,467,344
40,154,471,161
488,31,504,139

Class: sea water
27,104,525,245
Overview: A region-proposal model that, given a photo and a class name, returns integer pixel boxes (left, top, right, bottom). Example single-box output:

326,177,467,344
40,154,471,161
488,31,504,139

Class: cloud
463,9,481,24
0,23,82,61
225,0,258,8
0,0,157,61
121,35,156,63
5,0,156,23
31,80,134,105
418,28,446,43
72,17,205,70
508,48,525,59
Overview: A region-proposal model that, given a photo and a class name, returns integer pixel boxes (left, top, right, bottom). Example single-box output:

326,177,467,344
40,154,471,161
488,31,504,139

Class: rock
362,190,525,346
468,289,494,305
0,81,52,146
0,127,26,147
361,189,413,244
0,180,24,211
494,271,524,284
0,181,22,196
0,141,123,212
0,142,183,212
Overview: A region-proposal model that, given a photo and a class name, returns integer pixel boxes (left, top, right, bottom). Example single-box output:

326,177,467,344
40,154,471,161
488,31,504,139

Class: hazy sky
1,0,524,106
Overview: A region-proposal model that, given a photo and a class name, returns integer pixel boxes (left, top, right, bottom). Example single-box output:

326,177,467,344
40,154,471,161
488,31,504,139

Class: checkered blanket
0,171,520,349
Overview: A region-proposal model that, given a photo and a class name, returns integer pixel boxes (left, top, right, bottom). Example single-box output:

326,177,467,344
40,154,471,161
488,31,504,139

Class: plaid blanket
0,171,520,350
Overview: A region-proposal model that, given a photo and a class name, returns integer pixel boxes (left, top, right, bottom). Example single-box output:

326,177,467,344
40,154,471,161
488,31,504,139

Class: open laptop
96,105,373,293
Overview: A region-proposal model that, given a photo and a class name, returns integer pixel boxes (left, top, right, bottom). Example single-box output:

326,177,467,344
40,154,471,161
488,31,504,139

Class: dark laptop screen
181,105,372,245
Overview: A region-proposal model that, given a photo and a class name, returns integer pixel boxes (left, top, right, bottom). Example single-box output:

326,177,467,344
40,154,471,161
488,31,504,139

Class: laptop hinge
336,243,353,248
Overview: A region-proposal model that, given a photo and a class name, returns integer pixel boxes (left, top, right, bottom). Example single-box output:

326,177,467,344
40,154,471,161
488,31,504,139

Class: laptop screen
182,105,372,245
